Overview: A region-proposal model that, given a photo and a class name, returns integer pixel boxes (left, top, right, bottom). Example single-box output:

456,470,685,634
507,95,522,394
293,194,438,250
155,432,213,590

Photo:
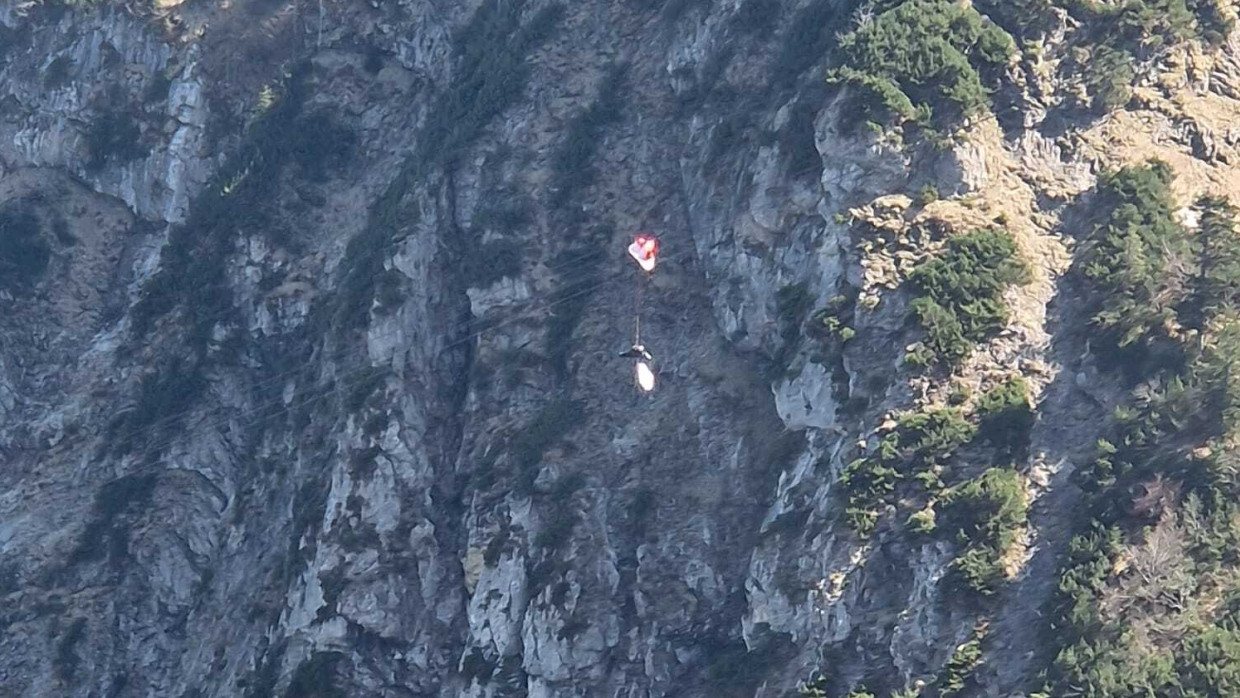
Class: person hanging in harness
617,343,653,362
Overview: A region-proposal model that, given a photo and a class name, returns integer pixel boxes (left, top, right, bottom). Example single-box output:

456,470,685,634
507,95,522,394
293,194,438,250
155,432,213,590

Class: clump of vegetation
939,468,1027,595
829,0,1015,133
1185,194,1240,330
0,204,51,289
1037,191,1240,696
808,293,858,345
917,183,941,205
841,389,1031,596
972,0,1056,37
975,375,1035,461
1079,160,1193,373
1081,44,1137,112
934,620,990,695
905,228,1031,368
1063,0,1232,114
841,407,977,536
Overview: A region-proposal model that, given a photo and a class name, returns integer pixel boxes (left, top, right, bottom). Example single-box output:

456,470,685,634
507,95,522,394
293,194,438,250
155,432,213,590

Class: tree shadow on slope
975,181,1131,694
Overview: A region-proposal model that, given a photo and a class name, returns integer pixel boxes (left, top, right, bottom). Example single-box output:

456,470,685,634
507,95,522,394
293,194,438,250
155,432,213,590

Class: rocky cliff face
2,0,1239,696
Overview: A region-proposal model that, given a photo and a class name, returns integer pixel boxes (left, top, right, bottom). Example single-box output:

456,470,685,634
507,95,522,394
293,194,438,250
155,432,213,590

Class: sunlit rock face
1,0,1233,696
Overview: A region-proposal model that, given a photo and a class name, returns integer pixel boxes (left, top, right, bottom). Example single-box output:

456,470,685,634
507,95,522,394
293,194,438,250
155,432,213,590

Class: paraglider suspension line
634,271,644,345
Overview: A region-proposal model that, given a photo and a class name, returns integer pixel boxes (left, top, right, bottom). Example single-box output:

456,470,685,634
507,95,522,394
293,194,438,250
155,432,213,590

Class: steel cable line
122,233,613,361
118,254,625,440
118,243,694,445
122,249,688,462
115,236,692,442
76,245,694,460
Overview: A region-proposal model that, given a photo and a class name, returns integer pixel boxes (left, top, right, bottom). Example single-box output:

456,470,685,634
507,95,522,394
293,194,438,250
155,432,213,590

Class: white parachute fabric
635,360,656,392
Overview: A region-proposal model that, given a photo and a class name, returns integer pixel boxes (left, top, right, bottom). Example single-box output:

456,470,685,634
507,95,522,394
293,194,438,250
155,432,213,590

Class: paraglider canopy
635,360,657,392
627,234,659,273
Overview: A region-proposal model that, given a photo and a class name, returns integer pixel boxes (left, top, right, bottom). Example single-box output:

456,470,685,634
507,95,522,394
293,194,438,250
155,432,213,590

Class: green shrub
830,0,1015,130
975,375,1034,460
1188,0,1236,45
935,622,987,695
940,468,1027,595
907,505,937,534
1080,160,1192,364
808,293,858,345
1083,44,1136,112
841,407,977,536
907,227,1030,367
1188,195,1240,328
1040,188,1240,692
972,0,1056,37
1074,0,1197,49
941,468,1027,543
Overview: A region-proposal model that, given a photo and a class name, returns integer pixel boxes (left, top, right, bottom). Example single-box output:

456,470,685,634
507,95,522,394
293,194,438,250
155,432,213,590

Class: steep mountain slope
2,0,1239,696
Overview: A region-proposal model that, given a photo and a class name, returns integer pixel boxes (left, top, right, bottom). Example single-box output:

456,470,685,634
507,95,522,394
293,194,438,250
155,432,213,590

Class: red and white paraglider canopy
627,234,658,273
